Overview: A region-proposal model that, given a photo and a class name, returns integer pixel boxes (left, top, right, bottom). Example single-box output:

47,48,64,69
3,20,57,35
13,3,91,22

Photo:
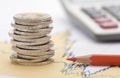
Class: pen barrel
90,54,120,66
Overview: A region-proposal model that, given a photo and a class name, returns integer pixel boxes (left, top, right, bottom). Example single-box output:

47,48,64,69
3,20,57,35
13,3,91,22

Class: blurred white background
0,0,70,41
1,0,120,59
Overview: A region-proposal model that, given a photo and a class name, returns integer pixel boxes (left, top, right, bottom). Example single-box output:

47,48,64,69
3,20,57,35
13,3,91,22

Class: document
0,31,120,78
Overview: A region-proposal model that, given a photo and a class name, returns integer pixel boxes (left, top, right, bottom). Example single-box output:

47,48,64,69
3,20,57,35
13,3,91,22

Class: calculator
60,0,120,41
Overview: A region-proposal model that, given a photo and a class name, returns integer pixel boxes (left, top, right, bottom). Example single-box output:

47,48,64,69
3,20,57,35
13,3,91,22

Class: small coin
10,54,54,66
14,13,52,25
10,32,50,42
11,23,51,29
11,36,50,42
12,45,52,52
17,53,54,60
14,27,53,33
13,29,51,36
15,20,53,26
10,53,47,63
11,39,51,46
12,46,55,56
16,42,53,49
9,32,46,39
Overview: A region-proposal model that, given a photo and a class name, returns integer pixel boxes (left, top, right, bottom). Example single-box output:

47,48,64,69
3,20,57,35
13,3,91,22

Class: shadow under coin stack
10,13,54,66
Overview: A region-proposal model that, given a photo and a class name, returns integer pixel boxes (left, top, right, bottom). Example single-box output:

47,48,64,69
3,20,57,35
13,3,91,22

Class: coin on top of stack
10,13,54,66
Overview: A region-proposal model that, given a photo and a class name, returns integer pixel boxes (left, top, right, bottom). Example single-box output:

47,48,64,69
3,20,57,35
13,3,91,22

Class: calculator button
82,8,106,18
92,12,105,18
103,6,120,13
103,6,120,21
94,17,112,23
82,8,96,14
113,12,120,20
82,8,97,18
99,22,118,29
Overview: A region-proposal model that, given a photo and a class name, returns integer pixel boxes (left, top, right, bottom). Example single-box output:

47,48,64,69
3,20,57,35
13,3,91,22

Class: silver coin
11,23,51,29
17,53,54,60
9,32,46,39
17,42,53,49
10,54,54,66
11,39,51,46
14,13,52,25
12,46,55,56
14,27,53,33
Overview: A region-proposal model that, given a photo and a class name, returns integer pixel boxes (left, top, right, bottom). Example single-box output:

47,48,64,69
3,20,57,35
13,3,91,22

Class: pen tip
67,57,77,61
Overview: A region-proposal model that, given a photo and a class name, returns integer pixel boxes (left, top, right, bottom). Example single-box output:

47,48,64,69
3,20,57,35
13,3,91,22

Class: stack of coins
9,13,54,66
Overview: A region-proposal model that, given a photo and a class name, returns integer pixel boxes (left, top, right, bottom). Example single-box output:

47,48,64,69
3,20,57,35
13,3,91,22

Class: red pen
67,54,120,66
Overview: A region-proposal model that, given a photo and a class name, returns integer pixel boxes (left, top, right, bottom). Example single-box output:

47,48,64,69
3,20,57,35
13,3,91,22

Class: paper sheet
0,32,120,78
66,29,120,78
0,32,83,78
